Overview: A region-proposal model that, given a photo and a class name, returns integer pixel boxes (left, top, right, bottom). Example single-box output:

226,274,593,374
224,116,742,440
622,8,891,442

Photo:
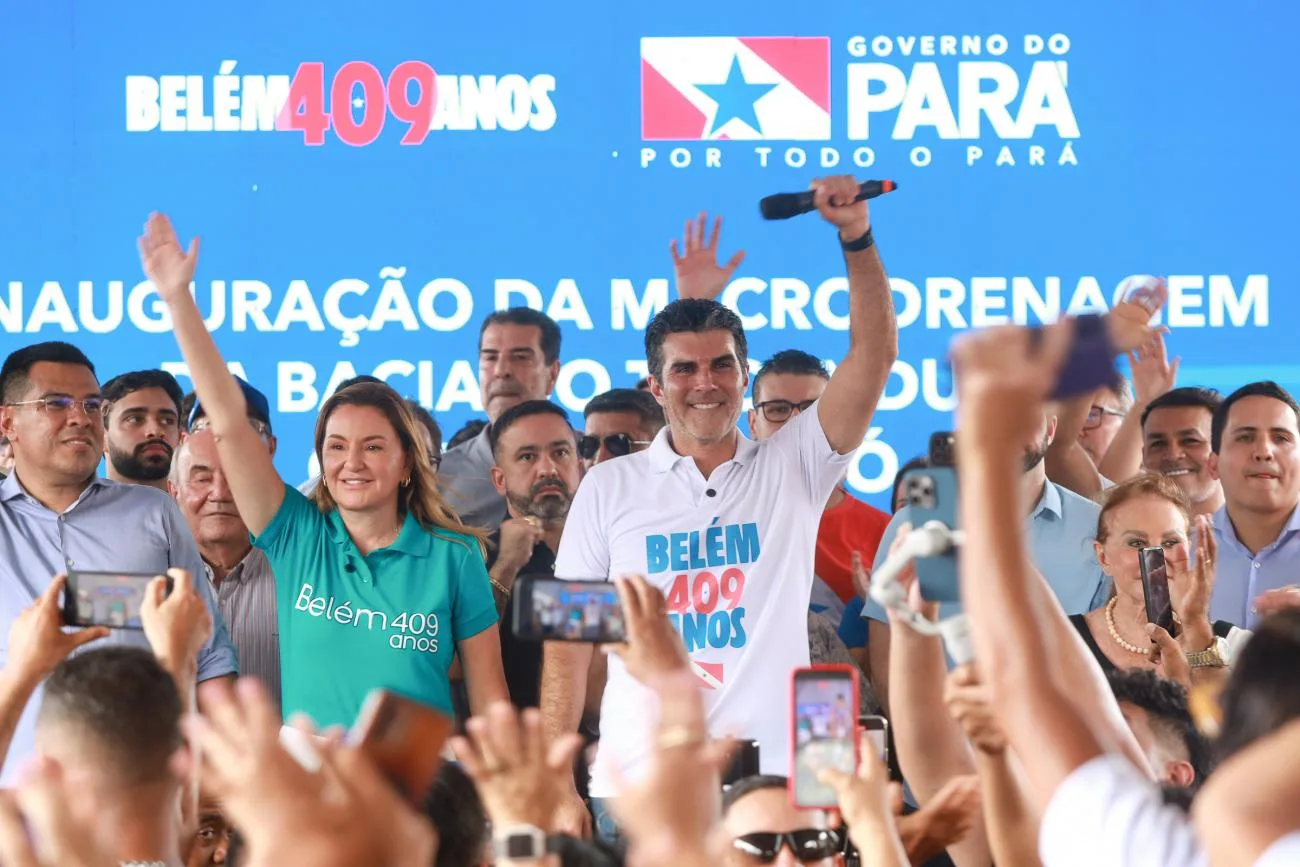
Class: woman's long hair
309,382,487,554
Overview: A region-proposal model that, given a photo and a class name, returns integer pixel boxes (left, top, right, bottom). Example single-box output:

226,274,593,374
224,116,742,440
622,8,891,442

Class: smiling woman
140,212,509,730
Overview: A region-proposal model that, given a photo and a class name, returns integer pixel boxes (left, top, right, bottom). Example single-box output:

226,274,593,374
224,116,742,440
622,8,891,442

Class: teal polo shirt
254,484,497,726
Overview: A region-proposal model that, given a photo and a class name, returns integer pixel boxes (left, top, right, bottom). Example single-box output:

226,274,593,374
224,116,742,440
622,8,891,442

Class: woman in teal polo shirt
141,213,508,726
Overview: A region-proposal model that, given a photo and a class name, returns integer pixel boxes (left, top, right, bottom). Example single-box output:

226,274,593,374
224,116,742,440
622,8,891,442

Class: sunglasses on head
732,829,842,864
577,433,651,461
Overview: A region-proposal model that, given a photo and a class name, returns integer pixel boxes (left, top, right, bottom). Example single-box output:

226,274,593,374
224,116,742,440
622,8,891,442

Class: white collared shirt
556,402,851,796
1039,754,1206,867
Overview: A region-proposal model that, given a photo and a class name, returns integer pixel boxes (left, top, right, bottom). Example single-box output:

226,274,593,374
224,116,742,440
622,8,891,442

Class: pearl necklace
1105,596,1149,655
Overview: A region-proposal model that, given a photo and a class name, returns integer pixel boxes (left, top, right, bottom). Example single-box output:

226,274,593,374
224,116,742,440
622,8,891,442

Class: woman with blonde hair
140,213,507,727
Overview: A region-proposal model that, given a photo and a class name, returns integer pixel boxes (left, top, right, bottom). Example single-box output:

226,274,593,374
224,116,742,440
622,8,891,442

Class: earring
402,476,411,487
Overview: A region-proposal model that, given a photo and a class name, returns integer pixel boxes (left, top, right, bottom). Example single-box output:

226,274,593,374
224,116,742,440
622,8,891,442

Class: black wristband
841,228,874,252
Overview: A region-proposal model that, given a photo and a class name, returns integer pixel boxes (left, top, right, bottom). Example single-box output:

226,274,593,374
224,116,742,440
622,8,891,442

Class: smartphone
62,571,171,630
858,715,890,767
900,466,961,603
790,665,860,809
511,576,626,643
350,689,454,803
1139,546,1174,633
927,431,956,468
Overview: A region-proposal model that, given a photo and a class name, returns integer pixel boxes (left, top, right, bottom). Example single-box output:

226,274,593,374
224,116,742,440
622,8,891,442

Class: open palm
138,212,200,302
671,212,744,300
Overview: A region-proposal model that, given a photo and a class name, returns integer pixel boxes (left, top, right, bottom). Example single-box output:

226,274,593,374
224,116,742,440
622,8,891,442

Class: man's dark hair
447,419,488,450
488,400,573,459
891,455,928,514
644,298,747,382
0,341,96,403
404,399,443,458
721,773,787,814
101,369,185,418
751,350,829,405
634,376,651,392
424,762,489,867
1107,669,1213,789
337,374,384,392
583,388,665,433
1140,386,1224,430
1211,381,1300,453
479,308,562,365
37,646,181,786
1216,610,1300,763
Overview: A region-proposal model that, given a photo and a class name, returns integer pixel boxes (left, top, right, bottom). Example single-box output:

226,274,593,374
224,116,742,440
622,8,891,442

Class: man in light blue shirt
0,342,237,780
1207,382,1300,629
862,414,1107,712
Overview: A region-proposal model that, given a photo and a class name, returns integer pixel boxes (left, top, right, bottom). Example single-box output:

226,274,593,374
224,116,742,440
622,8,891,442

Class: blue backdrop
2,1,1296,508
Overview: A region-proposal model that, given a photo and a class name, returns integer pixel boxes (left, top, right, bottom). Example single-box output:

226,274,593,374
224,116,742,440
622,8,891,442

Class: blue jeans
589,797,622,844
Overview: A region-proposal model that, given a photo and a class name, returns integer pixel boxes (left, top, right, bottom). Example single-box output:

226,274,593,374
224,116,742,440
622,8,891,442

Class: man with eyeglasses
1079,380,1133,465
100,369,186,491
0,341,237,782
748,350,891,623
579,388,665,468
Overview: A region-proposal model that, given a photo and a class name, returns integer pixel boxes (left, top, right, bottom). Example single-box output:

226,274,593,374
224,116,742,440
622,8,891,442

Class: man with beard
438,308,562,529
860,413,1107,712
101,369,185,489
481,399,582,708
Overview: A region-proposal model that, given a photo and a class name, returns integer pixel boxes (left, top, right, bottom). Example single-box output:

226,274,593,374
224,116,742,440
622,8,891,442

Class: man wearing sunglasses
580,388,665,468
723,776,845,867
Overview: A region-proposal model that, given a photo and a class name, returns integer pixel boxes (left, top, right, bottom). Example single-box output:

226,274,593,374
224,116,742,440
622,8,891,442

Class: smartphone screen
791,667,858,809
512,577,626,643
1139,547,1174,632
62,571,167,630
858,715,889,766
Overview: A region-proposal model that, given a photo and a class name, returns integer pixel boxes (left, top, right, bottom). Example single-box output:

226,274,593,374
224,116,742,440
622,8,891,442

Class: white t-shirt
1256,834,1300,866
556,402,851,796
1039,753,1206,867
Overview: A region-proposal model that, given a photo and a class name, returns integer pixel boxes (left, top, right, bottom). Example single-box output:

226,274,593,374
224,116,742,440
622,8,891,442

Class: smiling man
541,176,899,841
0,341,236,781
1208,381,1300,628
1141,386,1225,516
101,369,185,491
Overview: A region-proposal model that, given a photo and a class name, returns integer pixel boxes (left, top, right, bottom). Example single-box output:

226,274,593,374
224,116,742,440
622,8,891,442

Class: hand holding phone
1139,547,1175,633
790,666,859,809
900,467,961,603
63,570,172,631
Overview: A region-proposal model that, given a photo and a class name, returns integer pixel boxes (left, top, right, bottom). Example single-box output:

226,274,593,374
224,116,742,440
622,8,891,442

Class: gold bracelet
490,578,511,598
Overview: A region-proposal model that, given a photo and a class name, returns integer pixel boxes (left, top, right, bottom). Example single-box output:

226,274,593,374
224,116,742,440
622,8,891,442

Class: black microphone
760,179,897,221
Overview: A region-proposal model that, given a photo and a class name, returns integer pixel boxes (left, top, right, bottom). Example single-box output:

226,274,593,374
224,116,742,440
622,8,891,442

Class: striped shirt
206,547,281,719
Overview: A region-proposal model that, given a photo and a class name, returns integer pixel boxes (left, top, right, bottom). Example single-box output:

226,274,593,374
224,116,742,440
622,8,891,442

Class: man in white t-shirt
540,175,899,839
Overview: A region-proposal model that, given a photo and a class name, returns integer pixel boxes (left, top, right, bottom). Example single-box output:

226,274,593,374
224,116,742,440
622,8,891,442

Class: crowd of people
0,176,1297,867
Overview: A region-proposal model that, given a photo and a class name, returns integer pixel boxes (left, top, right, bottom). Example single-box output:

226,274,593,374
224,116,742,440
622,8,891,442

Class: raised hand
0,758,113,867
605,575,690,684
894,775,982,865
943,663,1006,755
1108,277,1167,354
6,576,109,689
450,702,584,831
671,212,745,301
1129,329,1180,405
1168,515,1216,634
140,568,213,675
138,212,200,302
817,732,909,863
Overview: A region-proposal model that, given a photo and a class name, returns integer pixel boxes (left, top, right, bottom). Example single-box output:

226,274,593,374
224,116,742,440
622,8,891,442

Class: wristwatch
1186,636,1230,669
491,825,563,861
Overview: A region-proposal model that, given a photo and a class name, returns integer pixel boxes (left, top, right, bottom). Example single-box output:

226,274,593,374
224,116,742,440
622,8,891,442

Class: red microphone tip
882,180,897,193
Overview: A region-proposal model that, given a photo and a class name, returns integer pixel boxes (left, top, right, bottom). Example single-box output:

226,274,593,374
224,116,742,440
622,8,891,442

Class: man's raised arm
807,175,899,454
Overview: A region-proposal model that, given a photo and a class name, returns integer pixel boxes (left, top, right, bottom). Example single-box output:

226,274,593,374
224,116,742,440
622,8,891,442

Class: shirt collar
326,508,432,558
1030,480,1064,521
647,426,758,474
1214,503,1300,546
0,470,110,507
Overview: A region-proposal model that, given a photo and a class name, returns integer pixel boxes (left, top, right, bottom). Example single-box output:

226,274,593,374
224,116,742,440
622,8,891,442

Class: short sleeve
162,495,238,680
555,472,610,581
253,483,327,561
449,535,498,640
1038,754,1205,867
766,400,855,506
838,597,868,648
861,509,907,623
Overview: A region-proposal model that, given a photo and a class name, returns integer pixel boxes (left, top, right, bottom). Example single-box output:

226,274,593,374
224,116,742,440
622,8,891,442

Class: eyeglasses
732,829,842,864
190,416,272,440
1083,405,1127,430
5,396,107,417
577,433,651,461
754,399,817,423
